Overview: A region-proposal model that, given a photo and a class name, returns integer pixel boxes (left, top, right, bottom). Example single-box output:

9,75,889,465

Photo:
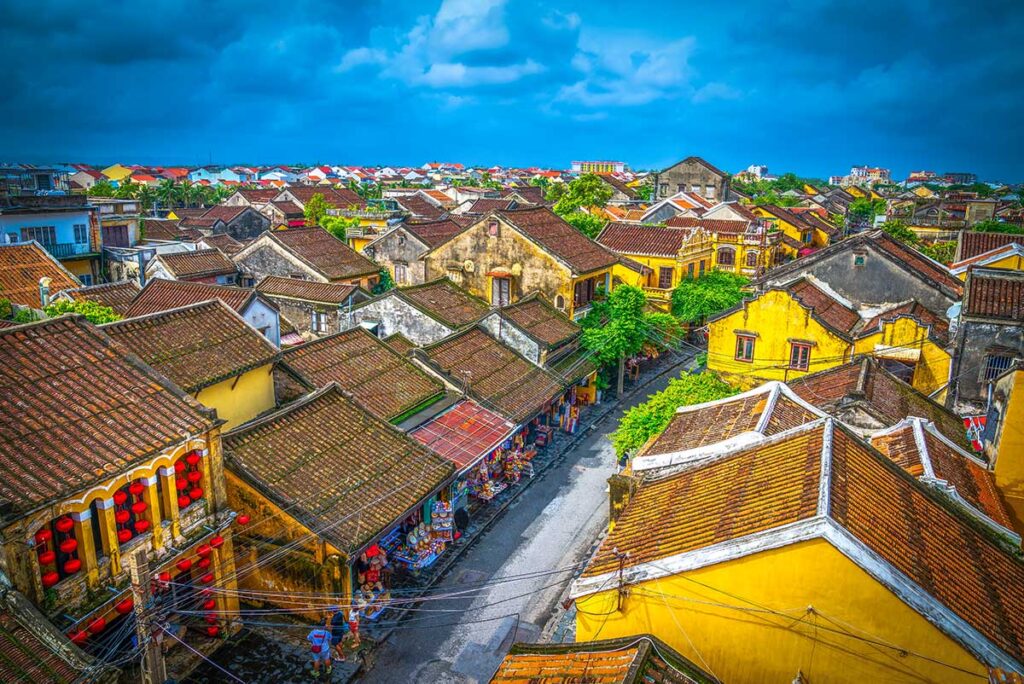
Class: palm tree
136,185,157,215
157,179,178,209
114,180,138,199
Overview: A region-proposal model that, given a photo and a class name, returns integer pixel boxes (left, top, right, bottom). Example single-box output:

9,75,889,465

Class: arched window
717,248,735,266
555,294,565,310
175,451,205,513
113,479,151,548
745,251,759,267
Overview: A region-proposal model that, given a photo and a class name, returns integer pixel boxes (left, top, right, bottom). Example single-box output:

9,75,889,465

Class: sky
1,0,1022,180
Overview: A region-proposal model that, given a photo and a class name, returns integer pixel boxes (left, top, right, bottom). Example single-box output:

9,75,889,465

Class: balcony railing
40,242,94,259
642,285,673,300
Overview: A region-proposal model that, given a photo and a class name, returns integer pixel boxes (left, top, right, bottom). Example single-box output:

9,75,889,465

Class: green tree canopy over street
848,197,886,223
610,371,737,457
670,271,749,324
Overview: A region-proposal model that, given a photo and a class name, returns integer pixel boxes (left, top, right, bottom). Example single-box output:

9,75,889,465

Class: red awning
411,400,514,470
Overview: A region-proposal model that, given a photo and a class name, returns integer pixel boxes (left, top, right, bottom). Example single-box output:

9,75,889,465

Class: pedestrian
307,616,333,680
347,606,361,648
329,606,348,662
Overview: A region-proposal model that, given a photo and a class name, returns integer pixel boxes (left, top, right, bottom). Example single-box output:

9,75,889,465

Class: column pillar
213,530,241,631
94,497,122,576
158,466,181,540
139,474,163,550
70,509,100,587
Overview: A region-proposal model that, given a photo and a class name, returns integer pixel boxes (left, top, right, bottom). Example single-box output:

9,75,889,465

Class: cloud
692,82,740,103
420,60,545,87
335,47,387,72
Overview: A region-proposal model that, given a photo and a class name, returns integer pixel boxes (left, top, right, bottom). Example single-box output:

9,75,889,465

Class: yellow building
574,387,1024,682
424,206,618,320
707,276,951,394
100,163,133,183
103,299,280,429
751,205,835,258
950,243,1024,280
986,364,1024,531
0,316,240,669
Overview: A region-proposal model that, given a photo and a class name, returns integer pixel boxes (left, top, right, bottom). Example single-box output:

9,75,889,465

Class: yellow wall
955,253,1024,281
853,317,951,396
993,370,1024,531
62,258,94,278
751,207,824,254
195,364,276,430
576,539,988,683
708,290,852,382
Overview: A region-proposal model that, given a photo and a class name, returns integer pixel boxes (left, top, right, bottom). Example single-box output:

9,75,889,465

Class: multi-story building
571,160,626,175
0,195,102,285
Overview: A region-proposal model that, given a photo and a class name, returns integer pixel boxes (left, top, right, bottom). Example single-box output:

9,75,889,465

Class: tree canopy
879,219,920,245
670,271,749,324
303,193,333,226
972,219,1024,235
561,211,606,239
848,197,886,224
44,299,122,324
322,215,359,242
610,372,737,457
553,174,613,216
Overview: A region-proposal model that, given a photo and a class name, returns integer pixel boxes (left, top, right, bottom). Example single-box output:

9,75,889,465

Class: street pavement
359,358,688,683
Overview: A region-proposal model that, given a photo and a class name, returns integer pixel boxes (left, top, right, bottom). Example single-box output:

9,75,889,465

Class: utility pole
126,548,167,684
613,548,630,611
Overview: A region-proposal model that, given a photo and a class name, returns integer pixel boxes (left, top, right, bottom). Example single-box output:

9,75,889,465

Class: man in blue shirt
307,616,333,679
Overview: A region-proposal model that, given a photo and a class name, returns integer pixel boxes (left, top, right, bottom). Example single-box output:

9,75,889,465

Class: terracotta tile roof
423,327,564,422
964,269,1024,320
786,279,861,335
0,316,214,516
223,385,454,555
869,420,1013,529
0,243,80,307
597,223,689,257
199,233,244,256
781,233,803,249
234,189,279,204
501,294,579,348
104,300,279,393
502,186,546,204
397,195,446,220
270,200,304,217
156,248,237,280
598,174,639,200
549,345,599,385
178,216,223,230
256,275,362,305
0,604,88,683
142,218,186,241
398,279,491,328
957,231,1024,261
492,635,715,684
411,400,513,470
498,206,617,274
201,204,247,223
282,328,443,421
125,278,256,317
383,332,414,354
466,198,516,214
403,218,465,248
950,243,1024,273
871,232,964,296
270,227,379,280
282,186,365,209
664,216,750,234
860,300,950,345
65,280,140,315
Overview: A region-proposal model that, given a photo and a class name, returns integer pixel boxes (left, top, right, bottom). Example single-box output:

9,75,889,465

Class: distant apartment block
571,160,626,174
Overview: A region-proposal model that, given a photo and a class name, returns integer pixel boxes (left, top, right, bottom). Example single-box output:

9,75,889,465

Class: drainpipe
38,277,51,308
137,251,147,288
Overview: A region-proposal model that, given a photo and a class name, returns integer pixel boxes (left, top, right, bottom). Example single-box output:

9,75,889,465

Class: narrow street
359,358,688,683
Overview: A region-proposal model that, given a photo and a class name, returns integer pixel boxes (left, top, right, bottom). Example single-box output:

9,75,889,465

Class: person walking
307,616,333,680
329,606,349,662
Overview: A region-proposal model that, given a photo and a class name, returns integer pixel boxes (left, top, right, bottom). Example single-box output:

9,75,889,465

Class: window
853,252,866,267
312,311,329,334
73,224,89,244
79,274,93,286
735,335,755,362
699,260,706,276
573,277,597,308
789,343,811,371
555,294,565,310
5,232,17,244
687,263,695,277
705,184,716,198
745,251,758,267
491,277,511,306
802,231,813,244
658,267,673,289
984,354,1015,381
446,268,463,285
717,248,735,266
691,185,701,194
487,220,500,237
20,225,56,246
394,263,408,285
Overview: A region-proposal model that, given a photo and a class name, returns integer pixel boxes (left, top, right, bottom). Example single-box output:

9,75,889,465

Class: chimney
38,277,52,308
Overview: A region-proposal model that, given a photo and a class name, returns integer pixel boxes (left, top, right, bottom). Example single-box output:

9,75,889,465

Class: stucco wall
244,299,281,346
234,244,321,283
342,295,454,345
479,312,541,364
217,209,270,241
656,161,727,200
195,364,276,430
366,229,429,286
951,320,1024,413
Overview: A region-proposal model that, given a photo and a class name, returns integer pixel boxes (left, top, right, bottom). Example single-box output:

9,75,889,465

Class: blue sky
1,0,1022,180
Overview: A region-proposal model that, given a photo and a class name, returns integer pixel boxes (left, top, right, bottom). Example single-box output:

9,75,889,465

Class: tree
610,372,737,458
919,240,957,264
553,174,614,216
581,285,682,396
879,219,920,245
136,185,157,215
848,197,886,224
972,219,1024,235
633,183,653,201
562,212,606,239
88,179,115,197
43,299,122,324
322,215,359,242
544,182,566,203
372,267,395,295
670,271,749,324
303,193,332,226
157,179,179,208
114,180,138,199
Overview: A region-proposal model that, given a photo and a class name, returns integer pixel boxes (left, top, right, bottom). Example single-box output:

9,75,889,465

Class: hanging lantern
131,501,148,515
115,510,130,524
202,599,216,611
178,494,191,509
34,528,53,545
196,544,212,558
209,535,224,549
197,557,211,570
41,571,60,588
59,538,78,554
117,529,133,544
158,571,171,584
189,487,203,501
176,558,192,573
236,514,250,526
55,517,74,534
133,520,151,534
128,482,145,496
87,617,106,635
175,478,188,491
68,630,88,646
115,598,134,615
200,573,214,584
113,491,128,506
206,625,220,638
38,550,56,566
187,470,202,484
174,460,187,473
186,452,201,466
63,559,82,575
204,614,218,625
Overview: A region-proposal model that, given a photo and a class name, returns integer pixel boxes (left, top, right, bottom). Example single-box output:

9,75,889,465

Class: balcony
641,285,673,301
44,242,95,259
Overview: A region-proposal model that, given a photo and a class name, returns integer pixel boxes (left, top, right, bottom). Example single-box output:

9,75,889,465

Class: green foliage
13,308,39,323
731,172,819,198
0,298,11,320
303,193,332,226
949,183,996,198
114,180,138,199
581,285,681,368
562,211,607,239
44,299,122,324
751,191,801,207
670,271,749,324
553,174,613,215
610,372,738,457
879,219,920,245
528,177,549,190
848,197,886,223
544,182,567,203
88,179,116,197
972,219,1024,234
372,267,395,295
633,182,653,201
322,215,359,242
919,240,957,265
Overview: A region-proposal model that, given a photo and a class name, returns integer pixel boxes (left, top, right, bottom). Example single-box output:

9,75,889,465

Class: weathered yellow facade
194,363,276,430
989,368,1024,531
852,316,951,397
750,206,827,257
954,252,1024,280
575,539,988,683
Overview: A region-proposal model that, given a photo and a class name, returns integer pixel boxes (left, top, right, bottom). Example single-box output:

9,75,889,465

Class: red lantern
115,510,130,524
186,452,201,466
197,544,212,558
178,495,191,509
87,617,106,634
174,460,186,473
35,528,53,545
176,558,192,573
236,514,250,525
55,517,74,534
129,482,145,496
187,470,202,484
206,625,220,638
38,549,56,566
133,520,151,534
204,614,218,625
41,571,60,588
158,571,171,584
113,491,128,506
175,478,188,491
117,529,133,544
68,630,88,646
209,535,224,549
59,538,78,554
200,573,214,584
202,599,216,611
189,488,203,501
198,557,211,570
131,501,148,515
63,559,82,575
115,598,134,615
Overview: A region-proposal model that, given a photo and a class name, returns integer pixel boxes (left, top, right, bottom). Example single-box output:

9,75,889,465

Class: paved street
359,359,688,683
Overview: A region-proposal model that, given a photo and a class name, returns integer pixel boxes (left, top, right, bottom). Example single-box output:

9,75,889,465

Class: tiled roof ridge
223,382,341,439
392,277,493,321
